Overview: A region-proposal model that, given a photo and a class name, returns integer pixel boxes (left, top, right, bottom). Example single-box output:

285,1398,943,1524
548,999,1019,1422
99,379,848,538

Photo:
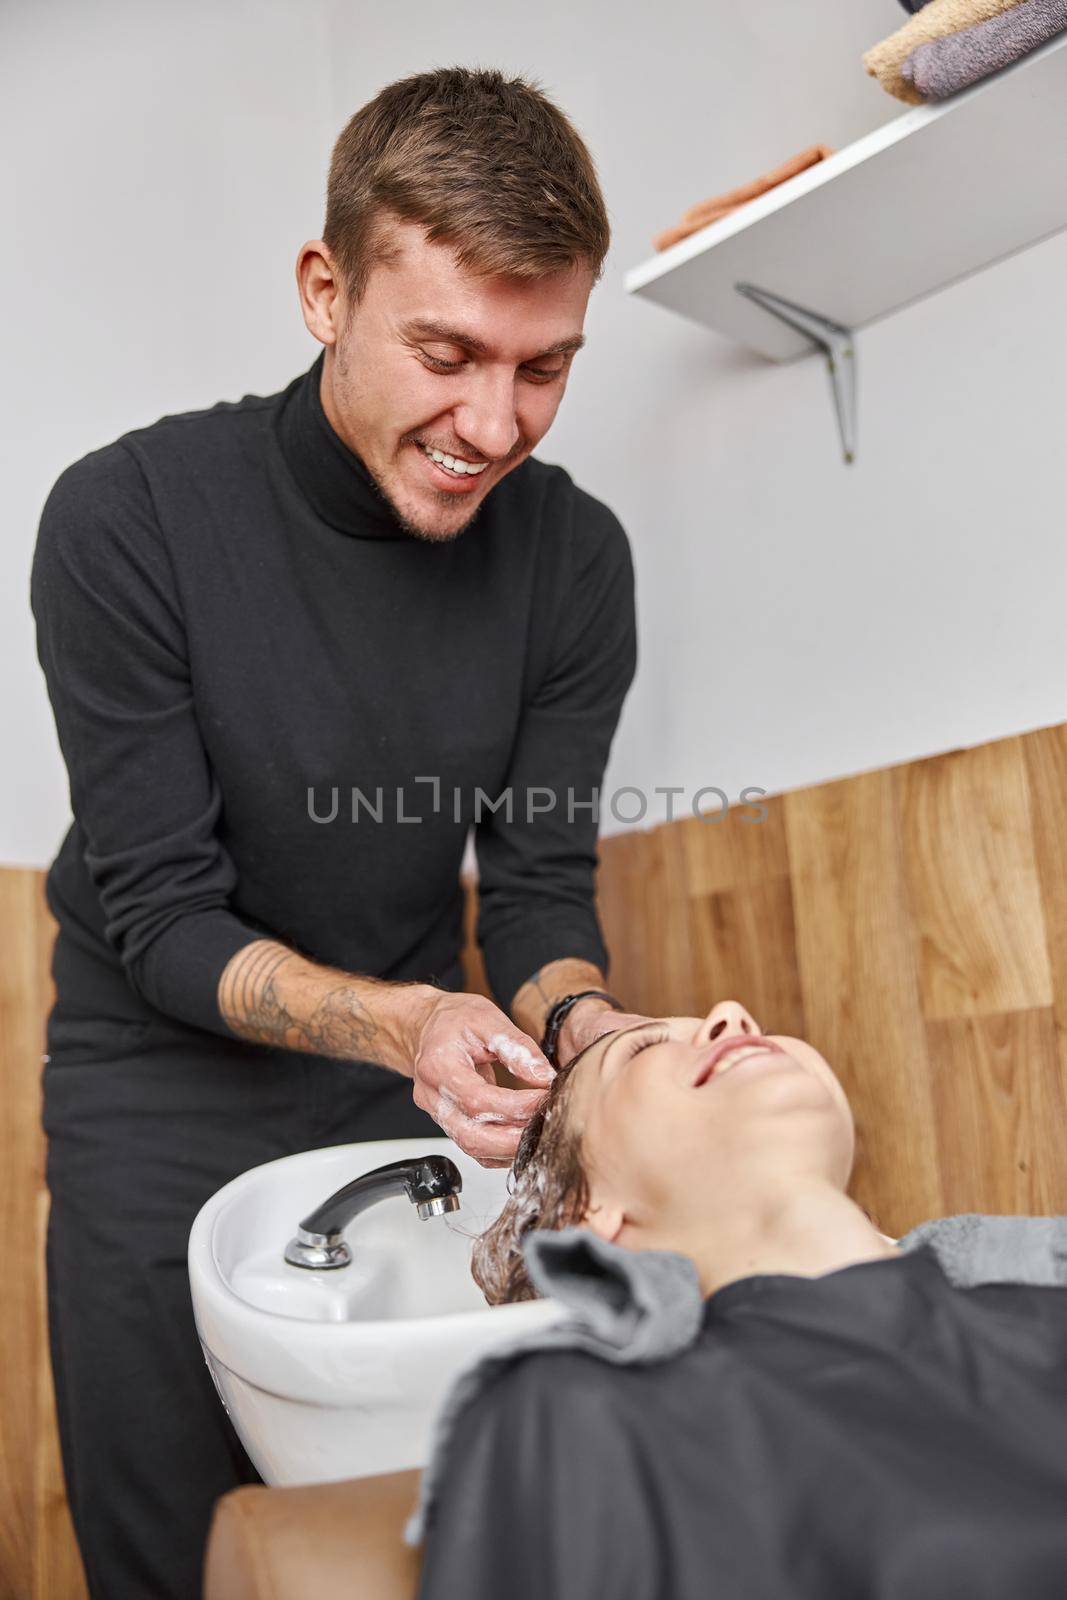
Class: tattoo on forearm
527,966,557,1010
303,987,383,1060
218,940,386,1062
218,942,295,1043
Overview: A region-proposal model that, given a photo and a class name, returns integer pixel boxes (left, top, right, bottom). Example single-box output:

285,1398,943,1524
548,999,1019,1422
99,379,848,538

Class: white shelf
625,30,1067,363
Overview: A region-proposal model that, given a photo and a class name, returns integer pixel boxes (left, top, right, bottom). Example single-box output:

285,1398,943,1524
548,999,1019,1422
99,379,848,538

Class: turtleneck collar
273,350,414,540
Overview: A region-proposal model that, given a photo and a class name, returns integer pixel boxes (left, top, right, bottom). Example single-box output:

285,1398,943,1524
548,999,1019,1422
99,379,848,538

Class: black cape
416,1246,1067,1599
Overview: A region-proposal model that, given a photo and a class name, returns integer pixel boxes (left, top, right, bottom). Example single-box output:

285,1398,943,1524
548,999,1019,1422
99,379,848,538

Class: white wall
4,0,332,866
7,0,1065,865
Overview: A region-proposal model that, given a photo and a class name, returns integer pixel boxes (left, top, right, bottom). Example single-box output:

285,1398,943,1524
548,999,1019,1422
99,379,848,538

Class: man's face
320,220,595,541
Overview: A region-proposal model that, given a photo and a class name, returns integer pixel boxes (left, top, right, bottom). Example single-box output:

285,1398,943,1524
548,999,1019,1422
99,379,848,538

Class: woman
415,1001,1067,1599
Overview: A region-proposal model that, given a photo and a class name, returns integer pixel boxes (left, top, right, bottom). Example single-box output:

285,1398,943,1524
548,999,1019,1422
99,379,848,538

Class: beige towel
653,144,834,252
863,0,1031,101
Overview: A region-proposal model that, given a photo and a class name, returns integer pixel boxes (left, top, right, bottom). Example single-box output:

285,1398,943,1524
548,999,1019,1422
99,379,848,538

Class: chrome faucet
283,1154,462,1270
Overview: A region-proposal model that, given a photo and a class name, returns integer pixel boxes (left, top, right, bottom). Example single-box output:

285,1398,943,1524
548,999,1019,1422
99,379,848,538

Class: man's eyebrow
402,318,586,359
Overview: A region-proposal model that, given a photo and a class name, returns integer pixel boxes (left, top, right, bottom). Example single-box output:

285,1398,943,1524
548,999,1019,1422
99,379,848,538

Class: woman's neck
654,1180,900,1299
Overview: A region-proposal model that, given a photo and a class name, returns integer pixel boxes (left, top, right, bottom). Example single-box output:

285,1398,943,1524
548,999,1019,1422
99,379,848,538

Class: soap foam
488,1032,554,1083
433,1083,530,1128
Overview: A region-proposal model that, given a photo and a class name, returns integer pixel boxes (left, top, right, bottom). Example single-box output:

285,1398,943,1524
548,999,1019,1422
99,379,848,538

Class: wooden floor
4,720,1067,1598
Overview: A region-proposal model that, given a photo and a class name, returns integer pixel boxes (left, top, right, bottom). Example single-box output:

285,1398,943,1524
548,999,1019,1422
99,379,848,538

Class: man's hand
403,990,555,1167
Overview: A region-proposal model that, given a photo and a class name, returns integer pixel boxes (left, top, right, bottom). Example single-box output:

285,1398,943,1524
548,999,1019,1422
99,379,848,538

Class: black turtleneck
31,354,636,1052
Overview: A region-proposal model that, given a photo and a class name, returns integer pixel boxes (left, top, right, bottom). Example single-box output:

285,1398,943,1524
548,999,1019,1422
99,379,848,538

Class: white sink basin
188,1137,562,1485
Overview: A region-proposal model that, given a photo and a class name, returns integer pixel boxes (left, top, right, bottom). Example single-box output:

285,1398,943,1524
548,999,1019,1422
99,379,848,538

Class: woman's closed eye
628,1023,670,1056
607,1022,671,1074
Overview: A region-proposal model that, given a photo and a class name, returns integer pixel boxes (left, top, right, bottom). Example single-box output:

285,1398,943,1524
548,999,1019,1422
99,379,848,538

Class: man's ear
581,1198,625,1244
295,240,343,347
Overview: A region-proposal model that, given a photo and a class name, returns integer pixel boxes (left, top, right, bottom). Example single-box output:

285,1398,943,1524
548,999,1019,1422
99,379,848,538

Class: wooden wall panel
679,801,804,1036
0,871,87,1600
899,738,1052,1020
925,1009,1067,1214
594,828,678,1016
689,874,805,1043
1023,725,1067,1077
620,822,699,1018
6,719,1067,1596
784,771,943,1233
679,797,791,896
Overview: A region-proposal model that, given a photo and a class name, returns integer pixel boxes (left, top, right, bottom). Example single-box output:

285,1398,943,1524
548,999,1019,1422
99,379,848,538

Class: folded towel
864,0,1030,103
653,144,834,252
902,0,1067,94
900,1213,1067,1285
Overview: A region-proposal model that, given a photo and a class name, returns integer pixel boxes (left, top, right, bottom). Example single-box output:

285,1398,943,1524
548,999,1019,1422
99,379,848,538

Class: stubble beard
372,446,486,544
333,339,486,544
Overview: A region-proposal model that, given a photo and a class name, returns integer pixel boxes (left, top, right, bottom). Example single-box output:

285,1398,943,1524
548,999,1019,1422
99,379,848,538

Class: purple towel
901,0,1067,97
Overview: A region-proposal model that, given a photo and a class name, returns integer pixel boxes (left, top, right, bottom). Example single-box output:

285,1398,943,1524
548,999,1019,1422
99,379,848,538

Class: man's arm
31,445,269,1037
217,939,431,1067
217,939,553,1163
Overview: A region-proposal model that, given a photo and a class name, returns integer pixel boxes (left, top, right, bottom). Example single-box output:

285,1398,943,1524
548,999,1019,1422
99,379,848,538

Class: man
31,66,641,1599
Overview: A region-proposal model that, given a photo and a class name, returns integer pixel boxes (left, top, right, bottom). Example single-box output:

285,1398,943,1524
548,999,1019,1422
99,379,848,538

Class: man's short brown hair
323,66,611,302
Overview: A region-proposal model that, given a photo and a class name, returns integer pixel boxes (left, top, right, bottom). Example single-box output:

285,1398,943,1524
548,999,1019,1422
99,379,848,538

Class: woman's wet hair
471,1054,592,1305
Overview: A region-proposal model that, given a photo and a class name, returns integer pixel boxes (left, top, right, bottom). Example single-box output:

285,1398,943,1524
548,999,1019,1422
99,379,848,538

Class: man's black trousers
42,1023,441,1600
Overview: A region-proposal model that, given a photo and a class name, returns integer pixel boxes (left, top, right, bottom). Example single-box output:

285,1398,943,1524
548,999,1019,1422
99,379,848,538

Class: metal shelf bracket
735,283,858,464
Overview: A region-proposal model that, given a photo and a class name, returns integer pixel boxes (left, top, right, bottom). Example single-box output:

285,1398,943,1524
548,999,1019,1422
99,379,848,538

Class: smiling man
314,265,590,537
31,67,640,1600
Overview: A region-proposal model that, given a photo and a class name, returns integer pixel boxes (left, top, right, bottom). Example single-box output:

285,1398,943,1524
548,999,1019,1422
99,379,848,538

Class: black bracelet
541,989,623,1069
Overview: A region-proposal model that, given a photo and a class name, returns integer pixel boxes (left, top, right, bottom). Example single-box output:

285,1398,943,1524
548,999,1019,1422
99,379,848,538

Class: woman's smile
692,1035,785,1087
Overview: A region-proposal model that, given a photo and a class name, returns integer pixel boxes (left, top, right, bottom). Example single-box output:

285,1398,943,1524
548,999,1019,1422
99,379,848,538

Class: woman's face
564,1000,856,1247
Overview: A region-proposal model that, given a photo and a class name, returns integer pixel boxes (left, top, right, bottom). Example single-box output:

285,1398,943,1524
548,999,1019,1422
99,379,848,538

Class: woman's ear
581,1198,625,1243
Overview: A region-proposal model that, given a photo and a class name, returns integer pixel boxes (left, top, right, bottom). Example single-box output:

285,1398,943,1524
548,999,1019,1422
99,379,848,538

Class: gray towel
901,0,1067,96
405,1213,1067,1545
900,1211,1067,1283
